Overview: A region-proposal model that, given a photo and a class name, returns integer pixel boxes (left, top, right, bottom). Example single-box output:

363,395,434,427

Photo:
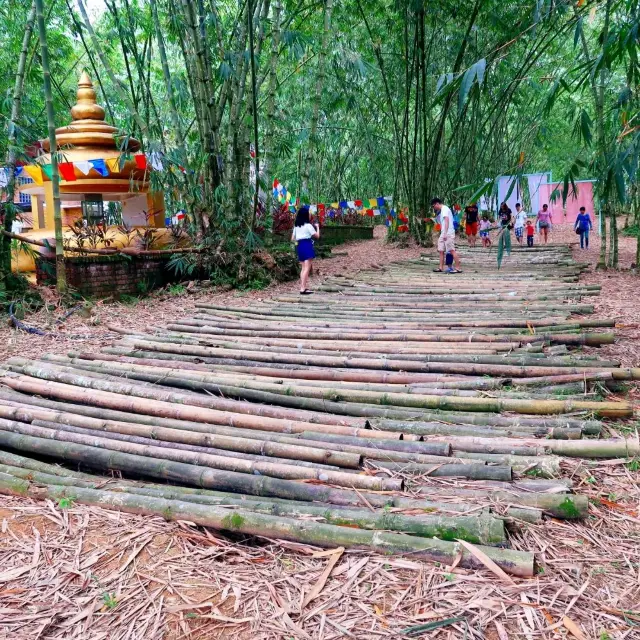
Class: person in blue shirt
574,207,593,249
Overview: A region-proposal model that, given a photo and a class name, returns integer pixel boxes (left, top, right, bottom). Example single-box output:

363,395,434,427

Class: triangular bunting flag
148,152,163,171
74,160,92,176
0,168,7,188
58,162,76,181
90,159,109,176
41,164,53,179
23,165,43,185
134,154,148,170
106,158,120,174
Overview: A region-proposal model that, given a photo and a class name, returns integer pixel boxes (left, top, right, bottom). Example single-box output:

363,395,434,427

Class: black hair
580,206,586,211
515,203,521,207
431,198,442,205
542,203,548,208
294,206,310,227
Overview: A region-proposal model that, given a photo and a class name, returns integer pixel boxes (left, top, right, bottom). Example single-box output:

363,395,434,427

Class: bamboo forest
1,0,640,638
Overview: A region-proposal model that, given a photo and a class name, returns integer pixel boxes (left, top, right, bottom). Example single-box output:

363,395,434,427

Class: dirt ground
1,224,639,639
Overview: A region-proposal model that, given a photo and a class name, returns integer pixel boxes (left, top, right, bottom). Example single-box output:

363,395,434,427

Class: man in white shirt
513,203,527,246
431,198,461,273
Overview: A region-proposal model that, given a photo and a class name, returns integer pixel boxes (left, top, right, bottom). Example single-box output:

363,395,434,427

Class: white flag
74,160,92,175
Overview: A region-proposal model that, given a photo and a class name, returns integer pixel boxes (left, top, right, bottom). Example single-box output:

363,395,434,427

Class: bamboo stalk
21,356,631,417
0,463,506,545
0,474,534,576
0,418,401,491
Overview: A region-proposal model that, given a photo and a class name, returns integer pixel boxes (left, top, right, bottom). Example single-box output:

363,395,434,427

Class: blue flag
90,159,109,176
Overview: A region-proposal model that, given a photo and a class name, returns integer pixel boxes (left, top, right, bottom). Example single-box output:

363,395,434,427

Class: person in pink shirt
536,204,552,244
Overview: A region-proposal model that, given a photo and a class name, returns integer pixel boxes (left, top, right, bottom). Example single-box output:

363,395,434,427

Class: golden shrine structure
14,72,166,272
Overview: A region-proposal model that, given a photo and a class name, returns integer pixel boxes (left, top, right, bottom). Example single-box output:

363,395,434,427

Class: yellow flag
369,198,377,207
23,165,44,185
331,202,338,208
286,192,292,202
106,158,120,173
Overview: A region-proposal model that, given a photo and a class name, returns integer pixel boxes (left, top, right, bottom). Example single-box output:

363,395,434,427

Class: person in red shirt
526,220,535,247
464,202,479,247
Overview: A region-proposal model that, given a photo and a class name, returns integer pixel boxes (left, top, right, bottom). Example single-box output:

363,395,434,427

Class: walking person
537,204,552,244
498,202,512,229
574,206,593,249
513,203,527,246
292,206,319,294
526,219,535,247
432,198,462,273
479,214,492,248
464,202,480,247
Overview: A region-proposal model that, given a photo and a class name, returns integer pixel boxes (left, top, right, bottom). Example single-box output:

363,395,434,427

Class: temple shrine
14,71,166,272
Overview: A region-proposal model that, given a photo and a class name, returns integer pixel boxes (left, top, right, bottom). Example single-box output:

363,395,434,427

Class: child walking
479,215,492,248
526,220,535,247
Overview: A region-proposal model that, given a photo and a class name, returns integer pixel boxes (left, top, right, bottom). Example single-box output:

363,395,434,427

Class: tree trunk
35,0,66,293
1,1,37,292
301,0,333,199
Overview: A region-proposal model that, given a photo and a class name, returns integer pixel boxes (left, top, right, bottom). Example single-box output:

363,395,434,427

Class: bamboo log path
0,243,637,576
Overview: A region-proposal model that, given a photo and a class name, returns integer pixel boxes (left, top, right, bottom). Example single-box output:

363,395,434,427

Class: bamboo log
18,357,630,417
0,463,506,545
0,474,533,576
0,418,401,491
29,419,353,472
368,461,512,481
403,491,588,519
0,402,363,468
0,372,413,441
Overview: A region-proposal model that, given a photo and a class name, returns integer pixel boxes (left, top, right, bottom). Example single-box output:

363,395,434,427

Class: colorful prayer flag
134,154,148,170
347,200,355,208
74,160,92,175
90,159,109,176
339,200,347,208
369,198,377,207
354,200,362,207
366,208,373,216
318,204,326,214
331,202,338,209
148,152,163,171
377,196,385,207
106,158,120,174
41,164,53,179
58,162,76,181
23,165,43,185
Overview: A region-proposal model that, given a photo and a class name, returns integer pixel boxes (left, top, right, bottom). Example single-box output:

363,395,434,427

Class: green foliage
101,592,118,610
57,496,75,509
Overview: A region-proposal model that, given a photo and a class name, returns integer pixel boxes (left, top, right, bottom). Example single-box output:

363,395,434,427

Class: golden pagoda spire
40,71,140,152
70,71,106,122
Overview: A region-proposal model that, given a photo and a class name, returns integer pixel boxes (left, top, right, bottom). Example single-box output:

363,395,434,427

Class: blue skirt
296,238,316,262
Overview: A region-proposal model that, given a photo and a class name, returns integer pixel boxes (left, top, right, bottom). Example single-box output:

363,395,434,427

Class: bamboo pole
0,418,402,491
0,463,506,545
0,475,534,576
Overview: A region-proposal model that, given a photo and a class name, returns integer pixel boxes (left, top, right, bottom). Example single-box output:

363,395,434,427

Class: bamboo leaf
573,17,583,48
402,617,466,636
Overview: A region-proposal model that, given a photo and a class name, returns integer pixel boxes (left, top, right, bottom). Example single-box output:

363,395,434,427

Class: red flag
366,208,373,216
134,154,148,170
355,200,362,207
58,162,76,181
318,203,326,214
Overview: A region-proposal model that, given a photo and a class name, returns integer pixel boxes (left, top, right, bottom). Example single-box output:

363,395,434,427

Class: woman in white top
291,206,320,294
